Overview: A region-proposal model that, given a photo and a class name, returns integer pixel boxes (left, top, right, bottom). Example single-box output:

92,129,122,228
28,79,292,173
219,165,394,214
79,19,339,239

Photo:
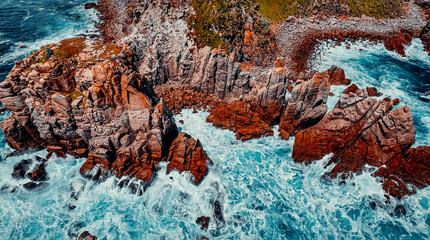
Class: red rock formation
196,216,210,230
384,32,413,57
206,100,277,141
0,39,211,188
327,65,351,86
375,146,430,199
291,85,429,198
166,133,212,184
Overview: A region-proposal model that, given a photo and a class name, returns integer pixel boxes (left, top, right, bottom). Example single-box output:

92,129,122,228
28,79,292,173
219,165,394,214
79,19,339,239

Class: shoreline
0,0,429,212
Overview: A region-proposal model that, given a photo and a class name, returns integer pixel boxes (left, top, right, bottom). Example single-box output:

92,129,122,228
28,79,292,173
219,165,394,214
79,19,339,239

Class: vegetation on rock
188,0,404,50
187,0,273,50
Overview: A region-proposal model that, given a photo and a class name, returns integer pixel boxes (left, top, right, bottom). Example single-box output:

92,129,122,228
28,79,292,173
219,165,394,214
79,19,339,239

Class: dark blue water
316,39,430,146
0,0,98,81
0,1,430,239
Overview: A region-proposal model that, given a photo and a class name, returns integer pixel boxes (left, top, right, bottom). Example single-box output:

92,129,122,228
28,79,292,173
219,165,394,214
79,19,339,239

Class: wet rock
366,87,381,97
394,205,406,216
27,161,47,181
343,84,359,94
166,132,212,184
384,32,413,56
12,159,32,179
196,216,210,230
84,3,98,10
279,72,330,140
420,21,430,55
327,66,351,86
23,181,46,191
213,200,225,225
77,231,97,240
376,146,430,199
207,100,276,141
45,48,54,59
70,178,86,200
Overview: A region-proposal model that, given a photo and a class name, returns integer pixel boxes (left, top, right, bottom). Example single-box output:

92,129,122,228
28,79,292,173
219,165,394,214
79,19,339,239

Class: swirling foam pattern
0,109,429,239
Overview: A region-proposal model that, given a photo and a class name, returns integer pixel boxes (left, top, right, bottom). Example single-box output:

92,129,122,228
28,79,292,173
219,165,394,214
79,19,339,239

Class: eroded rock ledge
0,39,211,188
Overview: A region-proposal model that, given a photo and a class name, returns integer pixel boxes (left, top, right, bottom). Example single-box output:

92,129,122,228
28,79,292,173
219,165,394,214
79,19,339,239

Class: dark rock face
84,3,97,10
196,216,210,230
420,21,430,55
27,161,48,181
0,39,211,188
12,159,33,179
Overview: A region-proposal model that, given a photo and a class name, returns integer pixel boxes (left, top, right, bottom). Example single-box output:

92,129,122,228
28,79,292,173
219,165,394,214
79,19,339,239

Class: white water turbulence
0,108,429,239
313,39,430,146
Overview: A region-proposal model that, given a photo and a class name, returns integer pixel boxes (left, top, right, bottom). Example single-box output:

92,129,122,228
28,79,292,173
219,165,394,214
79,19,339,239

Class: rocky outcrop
166,132,212,184
291,85,430,198
155,56,289,141
196,216,210,230
279,72,330,140
375,146,430,199
0,39,211,188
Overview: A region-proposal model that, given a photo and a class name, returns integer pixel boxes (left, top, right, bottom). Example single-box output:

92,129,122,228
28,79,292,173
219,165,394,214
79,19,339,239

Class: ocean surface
0,1,430,239
0,0,98,81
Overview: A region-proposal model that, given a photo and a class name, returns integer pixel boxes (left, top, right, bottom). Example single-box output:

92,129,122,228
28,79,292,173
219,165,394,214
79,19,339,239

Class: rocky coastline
1,0,430,227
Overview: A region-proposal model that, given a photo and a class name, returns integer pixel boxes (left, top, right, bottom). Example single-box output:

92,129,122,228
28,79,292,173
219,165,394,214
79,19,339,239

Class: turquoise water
315,39,430,146
1,109,429,239
0,0,430,239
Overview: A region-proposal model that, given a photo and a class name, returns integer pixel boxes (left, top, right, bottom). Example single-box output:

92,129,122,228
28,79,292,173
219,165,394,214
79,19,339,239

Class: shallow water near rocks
0,1,430,238
314,39,430,146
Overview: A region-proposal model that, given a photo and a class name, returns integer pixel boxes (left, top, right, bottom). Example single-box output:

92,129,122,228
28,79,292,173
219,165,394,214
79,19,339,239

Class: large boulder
166,132,212,184
279,72,330,140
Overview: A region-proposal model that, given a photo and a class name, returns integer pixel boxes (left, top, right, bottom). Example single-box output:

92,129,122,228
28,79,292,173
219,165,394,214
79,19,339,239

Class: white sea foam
313,39,430,146
0,110,429,239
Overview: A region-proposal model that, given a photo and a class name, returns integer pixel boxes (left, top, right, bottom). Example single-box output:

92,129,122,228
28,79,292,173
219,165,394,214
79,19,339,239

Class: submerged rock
12,159,33,179
196,216,210,230
23,181,47,191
